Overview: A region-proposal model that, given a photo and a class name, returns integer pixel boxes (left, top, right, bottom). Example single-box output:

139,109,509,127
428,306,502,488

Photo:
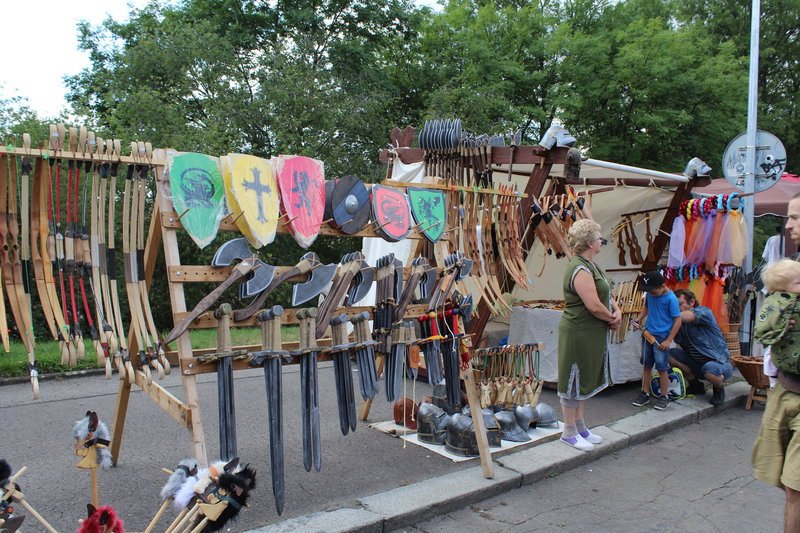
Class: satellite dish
722,130,787,193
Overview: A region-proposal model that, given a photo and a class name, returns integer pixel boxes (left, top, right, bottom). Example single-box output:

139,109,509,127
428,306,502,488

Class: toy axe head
213,238,276,298
347,262,375,305
414,257,438,303
292,254,337,306
457,256,473,279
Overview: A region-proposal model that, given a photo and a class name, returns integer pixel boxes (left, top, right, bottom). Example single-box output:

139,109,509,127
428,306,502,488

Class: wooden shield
331,175,370,234
371,185,410,242
408,187,446,243
275,155,325,249
222,154,279,248
167,152,225,249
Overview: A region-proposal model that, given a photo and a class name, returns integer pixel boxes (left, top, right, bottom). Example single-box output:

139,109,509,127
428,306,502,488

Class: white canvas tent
365,155,695,384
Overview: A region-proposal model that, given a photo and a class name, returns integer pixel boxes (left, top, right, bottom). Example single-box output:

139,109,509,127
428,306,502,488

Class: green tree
674,0,800,173
550,0,746,170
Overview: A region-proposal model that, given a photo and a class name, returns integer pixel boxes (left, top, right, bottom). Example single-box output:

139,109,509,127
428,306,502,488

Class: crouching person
668,289,733,406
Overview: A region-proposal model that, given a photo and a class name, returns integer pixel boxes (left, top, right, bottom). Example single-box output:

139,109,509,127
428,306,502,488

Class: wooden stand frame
109,149,493,477
109,144,702,479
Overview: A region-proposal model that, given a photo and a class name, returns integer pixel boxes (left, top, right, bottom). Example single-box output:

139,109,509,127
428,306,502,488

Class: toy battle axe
165,239,275,344
345,257,375,306
232,252,335,321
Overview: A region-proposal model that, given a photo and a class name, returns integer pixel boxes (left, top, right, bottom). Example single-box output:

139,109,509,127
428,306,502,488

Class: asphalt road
0,366,733,531
397,406,783,533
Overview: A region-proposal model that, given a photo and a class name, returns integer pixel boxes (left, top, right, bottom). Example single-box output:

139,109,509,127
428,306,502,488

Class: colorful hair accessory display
726,192,739,211
702,197,714,217
679,199,690,219
691,198,701,219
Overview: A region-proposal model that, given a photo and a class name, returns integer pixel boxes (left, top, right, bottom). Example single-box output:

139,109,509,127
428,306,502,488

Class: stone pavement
396,404,781,533
0,366,764,531
248,381,766,532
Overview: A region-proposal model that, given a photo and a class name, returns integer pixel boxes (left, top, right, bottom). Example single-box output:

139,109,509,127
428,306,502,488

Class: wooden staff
166,500,200,533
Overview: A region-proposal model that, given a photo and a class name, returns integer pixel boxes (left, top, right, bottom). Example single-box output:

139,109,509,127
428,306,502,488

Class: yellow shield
222,154,279,248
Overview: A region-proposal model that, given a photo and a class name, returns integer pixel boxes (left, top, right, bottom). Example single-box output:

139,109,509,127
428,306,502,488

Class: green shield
167,152,226,249
408,187,446,243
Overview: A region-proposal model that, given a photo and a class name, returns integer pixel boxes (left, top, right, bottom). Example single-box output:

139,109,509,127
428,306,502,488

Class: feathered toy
168,457,256,532
72,411,112,507
143,458,198,533
77,504,124,533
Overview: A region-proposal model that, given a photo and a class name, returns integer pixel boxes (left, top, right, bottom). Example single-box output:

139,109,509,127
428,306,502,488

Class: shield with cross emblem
275,155,326,249
167,152,225,249
222,154,279,248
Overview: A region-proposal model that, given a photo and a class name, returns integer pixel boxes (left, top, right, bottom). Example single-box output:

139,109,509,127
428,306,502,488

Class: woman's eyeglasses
595,237,608,246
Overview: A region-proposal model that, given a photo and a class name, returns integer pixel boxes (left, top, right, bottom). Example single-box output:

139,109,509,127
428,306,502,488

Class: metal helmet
481,409,502,448
417,402,450,445
514,404,538,432
494,410,531,443
534,402,559,428
445,413,479,457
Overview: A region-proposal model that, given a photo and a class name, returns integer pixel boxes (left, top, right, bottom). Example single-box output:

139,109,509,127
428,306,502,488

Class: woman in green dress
558,219,621,451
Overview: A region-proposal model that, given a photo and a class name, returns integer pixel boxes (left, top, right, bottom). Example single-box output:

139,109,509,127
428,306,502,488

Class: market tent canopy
695,174,800,217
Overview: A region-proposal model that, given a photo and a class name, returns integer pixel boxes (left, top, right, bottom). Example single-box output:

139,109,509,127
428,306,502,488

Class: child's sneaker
653,395,670,410
632,391,651,407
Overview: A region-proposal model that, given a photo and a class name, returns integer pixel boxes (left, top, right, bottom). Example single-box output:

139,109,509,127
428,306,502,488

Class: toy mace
73,411,113,508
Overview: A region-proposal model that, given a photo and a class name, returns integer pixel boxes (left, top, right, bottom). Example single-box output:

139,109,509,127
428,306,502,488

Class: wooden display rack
110,148,495,478
111,142,702,481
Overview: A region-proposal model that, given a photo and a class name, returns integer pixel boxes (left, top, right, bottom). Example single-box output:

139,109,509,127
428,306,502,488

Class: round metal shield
331,175,370,234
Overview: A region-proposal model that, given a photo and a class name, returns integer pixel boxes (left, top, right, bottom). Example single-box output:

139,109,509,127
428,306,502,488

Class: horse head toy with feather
77,503,124,533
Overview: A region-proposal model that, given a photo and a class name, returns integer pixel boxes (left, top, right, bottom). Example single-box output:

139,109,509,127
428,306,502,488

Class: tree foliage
0,0,795,334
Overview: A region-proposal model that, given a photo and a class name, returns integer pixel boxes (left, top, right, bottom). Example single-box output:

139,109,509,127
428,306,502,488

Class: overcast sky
1,0,441,119
1,0,153,117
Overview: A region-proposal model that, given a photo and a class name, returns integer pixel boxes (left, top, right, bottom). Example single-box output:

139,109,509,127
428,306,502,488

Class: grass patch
0,326,300,378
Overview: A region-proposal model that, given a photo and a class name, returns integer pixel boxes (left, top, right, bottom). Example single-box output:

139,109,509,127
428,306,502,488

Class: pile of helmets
414,401,560,457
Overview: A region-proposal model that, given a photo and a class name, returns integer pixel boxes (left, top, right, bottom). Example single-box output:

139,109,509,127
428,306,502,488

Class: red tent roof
696,173,800,217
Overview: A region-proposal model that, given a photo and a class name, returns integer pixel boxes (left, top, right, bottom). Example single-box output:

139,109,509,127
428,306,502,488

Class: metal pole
742,0,760,349
583,158,689,183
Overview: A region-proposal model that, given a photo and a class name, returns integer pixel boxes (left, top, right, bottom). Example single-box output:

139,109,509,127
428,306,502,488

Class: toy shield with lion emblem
275,155,325,249
408,187,446,243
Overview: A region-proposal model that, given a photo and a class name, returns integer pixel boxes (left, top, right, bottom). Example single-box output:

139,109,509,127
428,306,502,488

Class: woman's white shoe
579,430,603,444
560,434,594,452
